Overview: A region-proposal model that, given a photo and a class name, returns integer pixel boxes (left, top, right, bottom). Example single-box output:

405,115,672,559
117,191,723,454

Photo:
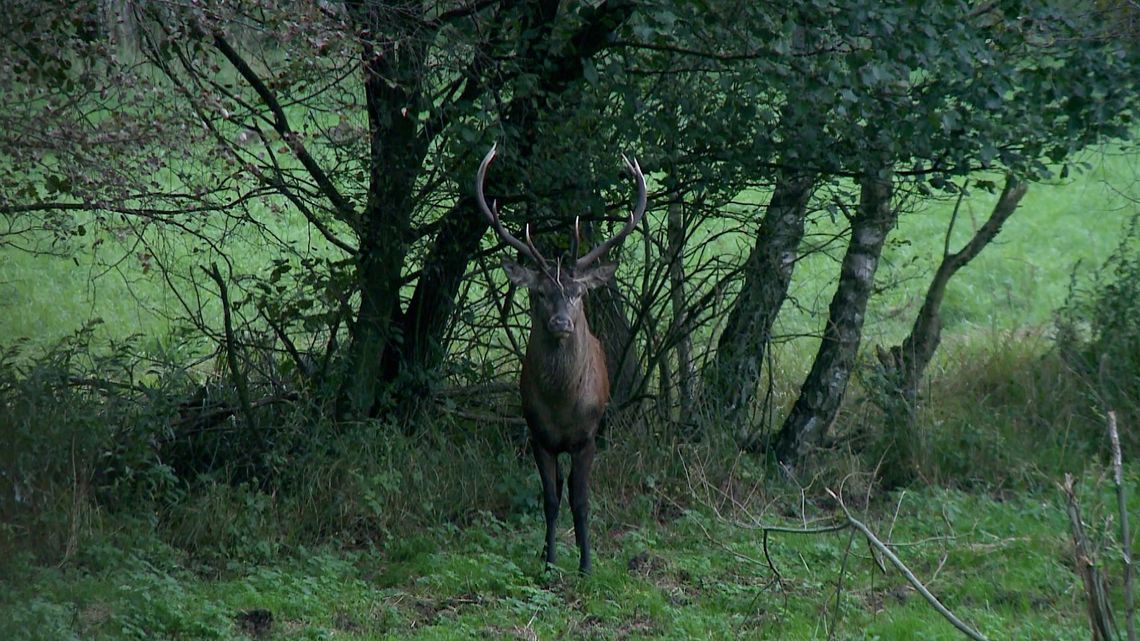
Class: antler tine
475,144,549,269
575,153,648,270
524,224,557,280
568,215,581,261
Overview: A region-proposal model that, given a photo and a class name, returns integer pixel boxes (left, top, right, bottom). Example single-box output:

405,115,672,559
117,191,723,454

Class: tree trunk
381,1,641,410
393,197,488,372
884,175,1026,403
874,176,1026,485
773,168,895,466
339,1,429,418
702,171,815,433
667,202,697,433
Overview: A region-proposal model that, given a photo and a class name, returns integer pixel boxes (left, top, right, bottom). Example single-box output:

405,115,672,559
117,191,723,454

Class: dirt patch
627,550,667,577
333,610,362,633
563,613,657,641
234,608,273,639
77,602,113,635
481,622,540,640
400,592,485,627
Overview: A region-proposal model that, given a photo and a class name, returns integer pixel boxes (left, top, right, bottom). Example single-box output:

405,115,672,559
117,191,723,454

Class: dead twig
1108,411,1136,641
828,487,991,641
203,262,256,430
1061,473,1118,641
173,392,299,431
436,406,527,426
828,529,856,640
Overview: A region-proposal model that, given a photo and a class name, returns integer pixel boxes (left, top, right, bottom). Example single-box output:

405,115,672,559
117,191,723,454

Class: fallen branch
828,488,991,641
173,392,299,432
651,482,845,590
436,405,527,426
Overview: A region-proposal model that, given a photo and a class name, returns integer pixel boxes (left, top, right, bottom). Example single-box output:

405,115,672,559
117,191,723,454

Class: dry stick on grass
1108,411,1137,641
828,529,857,641
827,488,991,641
1062,473,1118,641
652,483,845,590
679,462,982,637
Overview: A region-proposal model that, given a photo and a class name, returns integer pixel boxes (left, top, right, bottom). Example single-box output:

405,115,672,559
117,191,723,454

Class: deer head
475,144,647,342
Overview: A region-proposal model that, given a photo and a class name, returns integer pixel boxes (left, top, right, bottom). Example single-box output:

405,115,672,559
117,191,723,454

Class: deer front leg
569,440,596,575
533,443,562,568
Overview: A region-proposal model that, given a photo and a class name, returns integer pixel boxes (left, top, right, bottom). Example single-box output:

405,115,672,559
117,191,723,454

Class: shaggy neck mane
529,321,592,393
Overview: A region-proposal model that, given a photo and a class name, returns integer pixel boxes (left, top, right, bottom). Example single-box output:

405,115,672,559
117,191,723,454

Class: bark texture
667,203,696,432
773,169,895,465
703,172,815,432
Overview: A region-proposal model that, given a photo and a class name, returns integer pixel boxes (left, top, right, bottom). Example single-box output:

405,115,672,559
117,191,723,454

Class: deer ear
575,263,617,289
502,260,539,288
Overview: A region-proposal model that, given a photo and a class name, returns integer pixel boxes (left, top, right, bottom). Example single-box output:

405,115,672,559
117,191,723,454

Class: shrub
0,323,199,563
1056,213,1140,448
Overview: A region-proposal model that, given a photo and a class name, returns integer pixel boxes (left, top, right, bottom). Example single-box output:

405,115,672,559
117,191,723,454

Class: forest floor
4,466,1135,641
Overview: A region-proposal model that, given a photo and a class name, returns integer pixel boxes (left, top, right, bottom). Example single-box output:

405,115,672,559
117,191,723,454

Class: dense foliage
1057,213,1140,428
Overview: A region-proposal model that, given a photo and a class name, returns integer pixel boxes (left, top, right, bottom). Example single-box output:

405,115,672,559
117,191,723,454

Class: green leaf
582,58,599,87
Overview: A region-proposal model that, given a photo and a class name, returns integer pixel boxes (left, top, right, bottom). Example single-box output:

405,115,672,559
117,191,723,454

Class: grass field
3,469,1135,640
813,148,1137,344
1,146,1135,353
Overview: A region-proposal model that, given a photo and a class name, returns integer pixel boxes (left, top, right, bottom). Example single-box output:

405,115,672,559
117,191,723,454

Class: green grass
885,152,1136,331
3,472,1133,640
811,148,1137,347
0,197,346,353
0,243,172,348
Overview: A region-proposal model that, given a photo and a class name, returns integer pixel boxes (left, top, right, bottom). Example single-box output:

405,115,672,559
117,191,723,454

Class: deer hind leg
569,440,596,575
533,444,562,567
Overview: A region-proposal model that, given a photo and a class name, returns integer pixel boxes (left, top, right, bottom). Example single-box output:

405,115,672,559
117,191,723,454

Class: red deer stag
476,144,647,574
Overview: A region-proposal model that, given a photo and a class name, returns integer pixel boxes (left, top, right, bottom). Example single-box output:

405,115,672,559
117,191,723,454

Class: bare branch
209,31,357,225
203,262,256,431
1109,411,1137,641
829,488,992,641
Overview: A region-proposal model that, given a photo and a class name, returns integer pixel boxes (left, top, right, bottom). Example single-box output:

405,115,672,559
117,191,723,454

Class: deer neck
528,320,594,394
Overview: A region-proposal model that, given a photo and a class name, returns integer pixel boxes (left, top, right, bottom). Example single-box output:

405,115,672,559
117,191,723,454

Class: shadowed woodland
2,2,1140,639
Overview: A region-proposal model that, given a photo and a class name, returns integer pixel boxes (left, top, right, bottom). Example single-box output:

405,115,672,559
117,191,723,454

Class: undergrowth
1,319,1130,563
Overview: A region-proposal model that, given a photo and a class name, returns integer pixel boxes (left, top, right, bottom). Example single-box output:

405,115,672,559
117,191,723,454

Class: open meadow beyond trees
2,2,1139,640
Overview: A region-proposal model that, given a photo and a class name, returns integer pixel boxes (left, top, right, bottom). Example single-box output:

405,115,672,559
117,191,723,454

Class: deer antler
476,144,555,277
569,216,581,261
575,154,647,270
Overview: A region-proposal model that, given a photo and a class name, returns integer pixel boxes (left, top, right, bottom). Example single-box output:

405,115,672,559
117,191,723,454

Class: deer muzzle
547,314,573,338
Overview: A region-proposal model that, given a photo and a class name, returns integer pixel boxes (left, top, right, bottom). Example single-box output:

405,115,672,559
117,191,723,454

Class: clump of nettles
1055,213,1140,423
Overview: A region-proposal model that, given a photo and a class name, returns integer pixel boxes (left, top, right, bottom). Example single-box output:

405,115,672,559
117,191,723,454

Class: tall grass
0,327,1119,571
